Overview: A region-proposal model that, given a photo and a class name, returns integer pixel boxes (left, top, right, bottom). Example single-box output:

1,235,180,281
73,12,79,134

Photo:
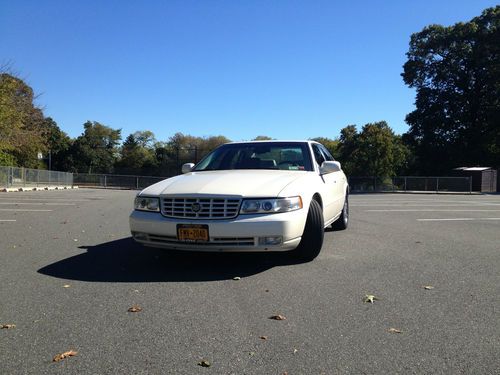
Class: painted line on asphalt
417,218,500,222
350,203,500,207
365,209,500,212
0,208,53,212
0,202,76,206
0,219,16,222
0,197,92,202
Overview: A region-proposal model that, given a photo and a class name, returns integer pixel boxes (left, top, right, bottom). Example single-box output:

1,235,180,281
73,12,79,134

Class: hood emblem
191,203,201,213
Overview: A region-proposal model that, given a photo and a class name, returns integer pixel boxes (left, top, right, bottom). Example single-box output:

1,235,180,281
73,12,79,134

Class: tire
333,193,349,230
291,199,324,262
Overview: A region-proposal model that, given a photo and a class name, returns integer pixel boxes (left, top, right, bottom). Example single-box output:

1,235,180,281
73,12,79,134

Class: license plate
177,224,209,242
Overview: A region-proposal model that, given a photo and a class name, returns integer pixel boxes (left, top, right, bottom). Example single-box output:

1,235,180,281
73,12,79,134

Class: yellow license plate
177,224,209,242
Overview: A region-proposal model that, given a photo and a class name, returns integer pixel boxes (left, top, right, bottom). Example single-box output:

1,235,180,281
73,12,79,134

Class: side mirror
320,161,341,174
182,163,195,174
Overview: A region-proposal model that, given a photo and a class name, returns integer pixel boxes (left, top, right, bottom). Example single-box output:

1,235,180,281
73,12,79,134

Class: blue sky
1,0,497,142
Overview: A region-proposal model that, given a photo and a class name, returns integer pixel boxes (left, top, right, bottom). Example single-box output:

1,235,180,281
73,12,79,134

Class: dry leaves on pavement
52,350,77,362
259,336,268,340
423,285,434,290
388,328,402,334
127,305,142,313
363,294,379,304
269,314,287,320
1,324,16,329
198,360,211,367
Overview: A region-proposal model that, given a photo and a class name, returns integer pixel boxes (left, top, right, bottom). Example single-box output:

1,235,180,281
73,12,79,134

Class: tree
337,122,409,176
70,121,121,173
40,117,71,170
0,73,46,167
115,132,157,174
252,135,273,140
402,6,500,173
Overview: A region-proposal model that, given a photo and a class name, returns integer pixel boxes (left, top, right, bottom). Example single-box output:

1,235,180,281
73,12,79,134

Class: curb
1,186,79,192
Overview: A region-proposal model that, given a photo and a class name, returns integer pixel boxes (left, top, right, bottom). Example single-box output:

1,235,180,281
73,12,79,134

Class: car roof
226,140,317,145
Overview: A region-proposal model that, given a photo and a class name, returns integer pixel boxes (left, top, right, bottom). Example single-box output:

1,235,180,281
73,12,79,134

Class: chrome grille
161,197,241,219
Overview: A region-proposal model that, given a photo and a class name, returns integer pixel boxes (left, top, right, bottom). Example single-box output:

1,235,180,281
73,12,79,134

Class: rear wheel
333,194,349,230
291,199,324,262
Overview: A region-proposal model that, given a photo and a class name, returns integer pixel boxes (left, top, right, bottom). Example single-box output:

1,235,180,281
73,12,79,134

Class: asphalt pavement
0,189,499,375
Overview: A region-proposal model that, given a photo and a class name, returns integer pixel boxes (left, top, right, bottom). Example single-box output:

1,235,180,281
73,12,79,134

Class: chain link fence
349,176,472,193
73,173,166,190
0,166,73,189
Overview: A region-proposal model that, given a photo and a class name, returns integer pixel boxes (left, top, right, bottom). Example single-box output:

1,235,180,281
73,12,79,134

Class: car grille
141,234,256,247
161,197,242,219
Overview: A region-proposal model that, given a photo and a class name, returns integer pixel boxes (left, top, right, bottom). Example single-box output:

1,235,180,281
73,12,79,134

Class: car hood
141,170,309,198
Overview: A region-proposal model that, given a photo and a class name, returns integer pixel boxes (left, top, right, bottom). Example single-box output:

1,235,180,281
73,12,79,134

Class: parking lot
0,189,499,375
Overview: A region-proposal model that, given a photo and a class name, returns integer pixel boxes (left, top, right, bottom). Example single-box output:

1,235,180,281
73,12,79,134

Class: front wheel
291,199,324,262
333,194,349,230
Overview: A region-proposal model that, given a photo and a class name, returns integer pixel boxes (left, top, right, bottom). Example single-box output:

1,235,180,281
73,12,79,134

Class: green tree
71,121,121,173
402,6,500,173
252,135,273,140
337,122,409,176
0,73,46,167
116,132,157,174
40,117,71,170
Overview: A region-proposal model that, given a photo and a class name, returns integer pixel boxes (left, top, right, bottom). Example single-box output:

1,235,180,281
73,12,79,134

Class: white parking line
365,209,500,212
418,218,500,222
0,202,76,206
0,219,16,222
0,209,53,212
0,197,91,202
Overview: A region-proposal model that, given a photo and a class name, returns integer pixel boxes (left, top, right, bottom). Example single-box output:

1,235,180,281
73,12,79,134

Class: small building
452,167,498,192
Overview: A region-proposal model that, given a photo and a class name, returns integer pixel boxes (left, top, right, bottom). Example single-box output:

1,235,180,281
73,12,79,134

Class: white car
129,140,349,261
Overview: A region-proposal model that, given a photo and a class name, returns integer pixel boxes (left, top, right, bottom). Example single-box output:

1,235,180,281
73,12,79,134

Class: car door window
319,145,334,161
312,144,325,166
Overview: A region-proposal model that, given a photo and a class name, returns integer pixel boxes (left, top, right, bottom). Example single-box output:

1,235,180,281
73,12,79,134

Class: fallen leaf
249,351,255,356
1,324,16,329
233,276,241,280
52,350,77,362
388,328,402,334
259,336,268,340
423,285,434,290
269,314,286,320
363,294,379,303
128,305,142,313
293,348,298,354
73,239,78,242
63,285,70,288
198,360,211,367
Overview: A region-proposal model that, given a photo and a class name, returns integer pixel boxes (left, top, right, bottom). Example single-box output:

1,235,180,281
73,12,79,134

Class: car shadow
37,237,304,283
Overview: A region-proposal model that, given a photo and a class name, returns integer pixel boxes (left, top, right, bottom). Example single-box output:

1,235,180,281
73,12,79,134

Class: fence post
104,175,107,189
37,169,39,187
136,177,139,189
436,177,439,193
404,177,407,191
469,177,472,194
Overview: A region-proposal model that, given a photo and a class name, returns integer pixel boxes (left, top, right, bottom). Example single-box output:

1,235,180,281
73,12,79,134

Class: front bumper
129,209,306,252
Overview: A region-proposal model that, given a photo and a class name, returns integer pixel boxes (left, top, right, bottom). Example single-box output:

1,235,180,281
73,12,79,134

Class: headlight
134,196,160,212
240,196,303,214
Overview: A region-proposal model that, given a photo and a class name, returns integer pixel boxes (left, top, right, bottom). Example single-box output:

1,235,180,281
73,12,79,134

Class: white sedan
129,140,349,261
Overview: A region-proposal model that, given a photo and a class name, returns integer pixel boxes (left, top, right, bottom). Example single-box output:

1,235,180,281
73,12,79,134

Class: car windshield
193,142,313,171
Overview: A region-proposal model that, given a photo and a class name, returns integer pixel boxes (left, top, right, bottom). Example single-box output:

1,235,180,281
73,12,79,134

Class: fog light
259,236,282,245
133,232,148,241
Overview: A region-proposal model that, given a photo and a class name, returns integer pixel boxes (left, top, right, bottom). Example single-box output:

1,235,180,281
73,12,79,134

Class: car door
318,144,345,215
311,143,339,223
